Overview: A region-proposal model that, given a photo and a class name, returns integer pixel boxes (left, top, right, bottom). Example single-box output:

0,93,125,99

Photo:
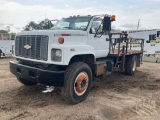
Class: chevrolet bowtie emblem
24,44,31,49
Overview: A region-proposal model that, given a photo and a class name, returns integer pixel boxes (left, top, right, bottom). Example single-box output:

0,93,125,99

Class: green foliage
24,19,54,31
0,30,8,34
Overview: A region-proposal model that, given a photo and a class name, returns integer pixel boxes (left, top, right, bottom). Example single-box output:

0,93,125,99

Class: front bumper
10,61,65,86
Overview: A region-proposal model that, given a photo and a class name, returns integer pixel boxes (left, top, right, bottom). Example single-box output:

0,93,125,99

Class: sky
0,0,160,33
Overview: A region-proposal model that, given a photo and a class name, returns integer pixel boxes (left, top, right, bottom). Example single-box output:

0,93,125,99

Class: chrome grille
15,35,48,61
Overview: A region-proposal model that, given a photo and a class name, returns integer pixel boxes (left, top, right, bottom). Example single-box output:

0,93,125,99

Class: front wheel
61,62,92,104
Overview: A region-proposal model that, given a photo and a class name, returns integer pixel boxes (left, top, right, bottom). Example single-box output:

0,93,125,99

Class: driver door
89,18,109,58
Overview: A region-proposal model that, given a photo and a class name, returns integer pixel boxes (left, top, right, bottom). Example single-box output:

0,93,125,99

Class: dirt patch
0,58,160,120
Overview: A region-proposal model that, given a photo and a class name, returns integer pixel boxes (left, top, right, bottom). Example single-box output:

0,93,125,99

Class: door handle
106,38,109,41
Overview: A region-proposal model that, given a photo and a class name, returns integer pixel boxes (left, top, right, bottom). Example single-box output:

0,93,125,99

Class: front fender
63,45,95,65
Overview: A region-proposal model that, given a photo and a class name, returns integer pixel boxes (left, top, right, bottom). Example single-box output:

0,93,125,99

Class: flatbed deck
110,49,143,56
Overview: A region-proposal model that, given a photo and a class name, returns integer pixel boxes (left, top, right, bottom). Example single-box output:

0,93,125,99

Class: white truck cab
10,14,144,104
13,16,110,65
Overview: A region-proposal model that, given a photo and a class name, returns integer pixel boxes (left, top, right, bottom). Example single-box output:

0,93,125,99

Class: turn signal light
111,15,116,21
58,37,64,44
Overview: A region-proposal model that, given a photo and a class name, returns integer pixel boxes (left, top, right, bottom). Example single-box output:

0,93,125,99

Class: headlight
55,50,62,57
51,49,62,62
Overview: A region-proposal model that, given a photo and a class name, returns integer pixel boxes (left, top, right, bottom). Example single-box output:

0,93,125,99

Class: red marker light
61,34,71,36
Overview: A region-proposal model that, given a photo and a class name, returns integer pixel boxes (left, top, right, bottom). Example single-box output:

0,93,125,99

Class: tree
0,30,8,34
24,19,54,31
5,26,10,33
24,21,37,31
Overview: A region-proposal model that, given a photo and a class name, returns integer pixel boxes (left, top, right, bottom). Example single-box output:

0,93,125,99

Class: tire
125,55,137,75
17,77,37,86
61,62,92,104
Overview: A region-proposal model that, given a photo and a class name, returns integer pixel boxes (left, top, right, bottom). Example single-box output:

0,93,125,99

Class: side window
90,18,103,34
75,22,88,30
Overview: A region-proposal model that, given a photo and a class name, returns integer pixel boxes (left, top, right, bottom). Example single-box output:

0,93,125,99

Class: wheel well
69,54,95,65
69,54,95,81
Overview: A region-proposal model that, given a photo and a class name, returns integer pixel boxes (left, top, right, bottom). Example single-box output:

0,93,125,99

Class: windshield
51,16,92,31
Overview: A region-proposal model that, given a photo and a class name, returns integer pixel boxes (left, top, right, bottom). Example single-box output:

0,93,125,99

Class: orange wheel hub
74,72,89,96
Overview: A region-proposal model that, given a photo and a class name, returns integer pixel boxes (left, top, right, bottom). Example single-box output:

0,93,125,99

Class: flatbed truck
10,14,144,104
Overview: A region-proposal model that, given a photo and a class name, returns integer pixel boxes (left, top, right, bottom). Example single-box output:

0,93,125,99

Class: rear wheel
125,55,137,75
61,62,92,104
17,77,37,86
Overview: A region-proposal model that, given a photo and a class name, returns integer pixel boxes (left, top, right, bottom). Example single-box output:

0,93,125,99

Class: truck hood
16,30,88,45
16,30,87,36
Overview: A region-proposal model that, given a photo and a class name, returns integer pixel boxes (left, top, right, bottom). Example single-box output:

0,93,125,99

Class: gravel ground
0,57,160,120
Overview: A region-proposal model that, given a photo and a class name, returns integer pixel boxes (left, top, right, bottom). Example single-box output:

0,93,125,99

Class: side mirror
146,40,150,43
102,17,111,31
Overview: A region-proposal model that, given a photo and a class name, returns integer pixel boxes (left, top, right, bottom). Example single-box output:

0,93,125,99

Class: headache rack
107,32,144,70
